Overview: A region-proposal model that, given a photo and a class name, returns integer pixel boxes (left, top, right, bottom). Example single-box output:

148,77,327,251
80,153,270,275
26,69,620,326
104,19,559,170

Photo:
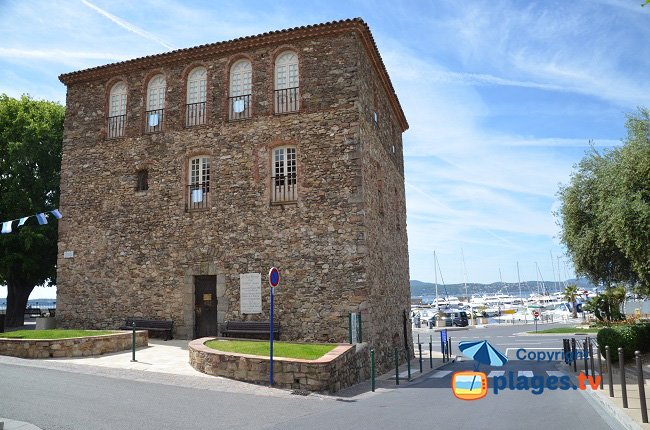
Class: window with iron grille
271,146,297,203
136,169,148,191
146,74,166,133
187,156,210,210
274,52,299,114
229,60,252,120
108,82,127,138
186,67,207,126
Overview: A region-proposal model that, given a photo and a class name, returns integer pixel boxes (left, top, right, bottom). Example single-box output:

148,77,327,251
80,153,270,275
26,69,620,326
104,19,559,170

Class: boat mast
550,250,558,293
461,248,469,300
535,261,540,295
434,250,439,310
516,261,522,300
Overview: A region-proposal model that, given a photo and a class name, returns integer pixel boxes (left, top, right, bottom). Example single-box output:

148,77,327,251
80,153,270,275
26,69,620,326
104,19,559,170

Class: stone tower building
57,18,411,371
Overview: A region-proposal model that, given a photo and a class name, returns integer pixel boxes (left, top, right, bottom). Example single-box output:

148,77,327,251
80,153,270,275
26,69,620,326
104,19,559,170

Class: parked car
443,310,469,327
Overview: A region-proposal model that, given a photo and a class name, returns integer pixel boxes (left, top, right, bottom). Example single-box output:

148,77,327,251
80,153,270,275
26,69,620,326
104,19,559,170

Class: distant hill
410,278,594,298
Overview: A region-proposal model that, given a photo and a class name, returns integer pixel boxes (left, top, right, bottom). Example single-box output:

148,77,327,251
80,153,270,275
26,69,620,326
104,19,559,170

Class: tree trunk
5,280,33,328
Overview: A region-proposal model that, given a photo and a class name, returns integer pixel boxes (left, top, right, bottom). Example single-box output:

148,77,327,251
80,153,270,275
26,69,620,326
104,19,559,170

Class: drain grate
291,389,311,396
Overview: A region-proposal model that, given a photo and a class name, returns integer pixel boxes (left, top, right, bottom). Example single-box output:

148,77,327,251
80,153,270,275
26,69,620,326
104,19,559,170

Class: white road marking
429,370,452,378
518,371,534,378
487,371,505,378
546,371,566,377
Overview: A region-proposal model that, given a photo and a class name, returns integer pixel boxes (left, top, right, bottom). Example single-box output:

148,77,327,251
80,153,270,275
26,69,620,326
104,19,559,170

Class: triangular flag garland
0,209,62,234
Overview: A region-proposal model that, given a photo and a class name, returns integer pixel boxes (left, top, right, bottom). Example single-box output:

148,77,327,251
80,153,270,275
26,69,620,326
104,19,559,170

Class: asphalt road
0,324,622,430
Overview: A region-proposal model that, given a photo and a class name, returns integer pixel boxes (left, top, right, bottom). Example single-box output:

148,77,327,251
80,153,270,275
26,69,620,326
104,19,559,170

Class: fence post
419,342,423,373
348,313,352,344
619,347,628,408
606,346,614,397
636,351,648,423
597,344,603,390
429,336,433,368
572,338,577,372
588,338,595,378
395,348,399,385
370,348,375,392
448,337,452,358
131,321,137,362
359,313,363,343
406,348,411,381
584,340,589,377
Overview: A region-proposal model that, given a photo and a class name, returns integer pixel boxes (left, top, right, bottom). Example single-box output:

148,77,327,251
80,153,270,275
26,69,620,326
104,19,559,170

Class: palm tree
563,284,579,318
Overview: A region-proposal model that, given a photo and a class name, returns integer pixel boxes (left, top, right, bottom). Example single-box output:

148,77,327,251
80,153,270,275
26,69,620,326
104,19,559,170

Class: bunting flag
36,213,48,225
0,208,62,234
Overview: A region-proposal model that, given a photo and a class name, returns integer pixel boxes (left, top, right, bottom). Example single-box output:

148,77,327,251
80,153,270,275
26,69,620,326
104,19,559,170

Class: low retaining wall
189,338,370,393
0,331,148,359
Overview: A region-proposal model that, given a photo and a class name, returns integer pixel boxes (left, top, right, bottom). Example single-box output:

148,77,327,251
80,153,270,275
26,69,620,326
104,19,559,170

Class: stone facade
189,337,369,392
0,331,148,359
57,18,410,373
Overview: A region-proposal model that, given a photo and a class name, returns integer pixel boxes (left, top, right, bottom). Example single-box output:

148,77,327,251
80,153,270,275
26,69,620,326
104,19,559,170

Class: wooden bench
24,307,43,317
120,318,173,340
221,321,280,340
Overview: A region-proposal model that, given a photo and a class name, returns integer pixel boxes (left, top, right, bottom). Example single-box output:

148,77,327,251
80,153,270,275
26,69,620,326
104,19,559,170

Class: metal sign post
268,267,280,387
533,311,539,333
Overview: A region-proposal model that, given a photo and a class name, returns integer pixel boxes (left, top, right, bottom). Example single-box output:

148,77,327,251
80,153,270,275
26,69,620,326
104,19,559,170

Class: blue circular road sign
269,267,280,288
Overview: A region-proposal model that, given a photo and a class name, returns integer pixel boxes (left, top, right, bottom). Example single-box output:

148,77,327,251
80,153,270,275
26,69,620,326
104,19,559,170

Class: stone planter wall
190,338,370,393
0,330,148,359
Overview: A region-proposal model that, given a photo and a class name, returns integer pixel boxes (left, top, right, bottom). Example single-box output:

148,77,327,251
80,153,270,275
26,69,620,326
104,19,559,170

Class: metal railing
107,114,126,138
271,173,297,203
145,108,164,133
274,87,299,114
186,102,206,126
186,183,209,211
229,94,251,120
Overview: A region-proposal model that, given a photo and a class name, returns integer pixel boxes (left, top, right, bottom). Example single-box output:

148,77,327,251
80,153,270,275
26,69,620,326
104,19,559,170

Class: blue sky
1,0,649,299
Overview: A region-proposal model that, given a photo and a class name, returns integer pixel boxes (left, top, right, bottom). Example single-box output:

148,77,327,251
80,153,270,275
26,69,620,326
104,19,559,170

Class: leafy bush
596,323,650,362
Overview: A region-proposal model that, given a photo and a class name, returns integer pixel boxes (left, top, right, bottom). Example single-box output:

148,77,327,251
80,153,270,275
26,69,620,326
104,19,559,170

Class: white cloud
80,0,175,50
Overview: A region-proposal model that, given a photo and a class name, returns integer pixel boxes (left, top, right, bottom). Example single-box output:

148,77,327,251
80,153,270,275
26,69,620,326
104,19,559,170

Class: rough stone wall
57,32,370,342
189,338,369,392
0,331,148,359
355,39,412,373
56,27,410,367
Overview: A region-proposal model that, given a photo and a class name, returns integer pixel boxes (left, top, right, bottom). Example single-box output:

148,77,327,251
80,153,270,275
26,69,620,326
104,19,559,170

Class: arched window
274,51,299,114
146,74,166,132
229,60,252,120
271,146,297,203
187,156,210,210
108,81,127,138
186,67,207,126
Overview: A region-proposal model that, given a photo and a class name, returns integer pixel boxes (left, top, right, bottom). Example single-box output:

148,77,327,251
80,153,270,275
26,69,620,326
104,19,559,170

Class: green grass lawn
0,329,117,339
530,327,600,334
205,339,336,360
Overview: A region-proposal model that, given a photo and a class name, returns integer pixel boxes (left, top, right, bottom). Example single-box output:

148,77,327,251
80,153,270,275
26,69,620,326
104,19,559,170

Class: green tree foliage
582,286,626,321
557,108,650,295
0,94,64,327
562,284,579,318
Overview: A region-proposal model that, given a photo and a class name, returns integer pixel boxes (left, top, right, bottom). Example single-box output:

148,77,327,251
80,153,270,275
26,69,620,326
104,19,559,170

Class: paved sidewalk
49,339,208,377
561,350,650,430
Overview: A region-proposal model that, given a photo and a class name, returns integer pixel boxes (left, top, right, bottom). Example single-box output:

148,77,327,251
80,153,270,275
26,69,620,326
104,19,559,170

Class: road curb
579,387,643,430
0,417,43,430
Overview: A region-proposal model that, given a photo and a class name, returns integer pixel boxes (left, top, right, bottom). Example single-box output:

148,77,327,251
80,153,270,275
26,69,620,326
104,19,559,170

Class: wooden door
194,275,217,338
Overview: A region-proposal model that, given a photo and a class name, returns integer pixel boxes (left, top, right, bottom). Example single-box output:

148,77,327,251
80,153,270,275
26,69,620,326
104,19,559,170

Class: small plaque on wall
240,273,262,314
63,251,74,259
